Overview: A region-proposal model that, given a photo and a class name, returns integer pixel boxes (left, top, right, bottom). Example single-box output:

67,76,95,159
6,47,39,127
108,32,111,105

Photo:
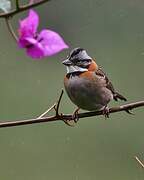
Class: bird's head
62,47,94,74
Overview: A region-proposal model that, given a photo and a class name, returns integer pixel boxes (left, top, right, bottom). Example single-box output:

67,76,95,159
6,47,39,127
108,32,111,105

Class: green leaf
0,0,11,13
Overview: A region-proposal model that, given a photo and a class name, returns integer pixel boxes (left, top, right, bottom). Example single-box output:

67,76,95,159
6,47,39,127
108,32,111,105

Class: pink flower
18,10,69,59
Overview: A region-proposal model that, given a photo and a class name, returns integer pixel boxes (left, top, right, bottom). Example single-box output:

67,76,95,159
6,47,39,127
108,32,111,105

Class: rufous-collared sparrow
62,47,127,121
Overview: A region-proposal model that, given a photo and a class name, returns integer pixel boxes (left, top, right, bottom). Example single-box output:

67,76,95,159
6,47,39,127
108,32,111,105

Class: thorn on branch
37,89,64,119
37,103,56,119
5,17,18,41
55,89,64,117
54,89,75,127
135,156,144,168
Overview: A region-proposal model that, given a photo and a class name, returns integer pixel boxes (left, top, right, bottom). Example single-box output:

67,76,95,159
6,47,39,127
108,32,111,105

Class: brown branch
0,0,51,18
0,100,143,128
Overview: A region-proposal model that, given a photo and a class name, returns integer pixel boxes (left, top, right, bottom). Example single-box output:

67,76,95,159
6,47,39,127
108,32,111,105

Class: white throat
66,65,88,74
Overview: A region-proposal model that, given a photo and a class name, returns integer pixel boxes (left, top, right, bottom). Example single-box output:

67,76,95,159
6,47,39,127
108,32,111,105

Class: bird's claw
102,106,110,118
63,119,75,127
72,108,80,123
125,109,134,115
60,113,74,127
63,108,80,127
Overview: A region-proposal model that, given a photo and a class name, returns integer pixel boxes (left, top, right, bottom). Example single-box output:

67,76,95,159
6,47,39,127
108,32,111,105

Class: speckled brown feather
94,63,127,101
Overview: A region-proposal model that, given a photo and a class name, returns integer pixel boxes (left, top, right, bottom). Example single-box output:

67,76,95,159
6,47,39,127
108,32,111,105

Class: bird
62,47,127,123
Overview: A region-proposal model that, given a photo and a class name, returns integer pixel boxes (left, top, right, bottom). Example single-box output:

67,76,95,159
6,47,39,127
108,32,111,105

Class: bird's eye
76,59,81,63
84,59,91,63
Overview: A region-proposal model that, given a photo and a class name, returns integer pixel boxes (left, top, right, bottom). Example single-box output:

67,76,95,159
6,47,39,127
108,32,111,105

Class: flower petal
38,30,69,56
26,42,45,59
18,37,44,59
18,37,37,48
18,11,69,59
18,10,39,38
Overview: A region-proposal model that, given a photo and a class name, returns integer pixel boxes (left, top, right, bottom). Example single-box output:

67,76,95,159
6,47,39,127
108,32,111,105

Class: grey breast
64,73,113,111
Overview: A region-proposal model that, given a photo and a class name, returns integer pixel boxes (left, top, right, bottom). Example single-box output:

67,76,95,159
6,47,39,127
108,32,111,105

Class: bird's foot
125,109,134,115
72,108,80,123
63,119,75,127
62,108,80,127
59,113,74,127
102,106,110,118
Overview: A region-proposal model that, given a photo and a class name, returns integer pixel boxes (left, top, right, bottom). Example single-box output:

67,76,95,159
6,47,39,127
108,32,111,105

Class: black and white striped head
62,48,92,74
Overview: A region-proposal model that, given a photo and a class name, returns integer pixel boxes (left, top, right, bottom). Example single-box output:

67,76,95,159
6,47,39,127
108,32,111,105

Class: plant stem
0,100,143,128
5,17,18,41
16,0,20,10
0,0,51,18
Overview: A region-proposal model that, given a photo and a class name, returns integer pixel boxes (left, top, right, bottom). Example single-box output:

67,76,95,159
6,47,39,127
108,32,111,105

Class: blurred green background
0,0,144,179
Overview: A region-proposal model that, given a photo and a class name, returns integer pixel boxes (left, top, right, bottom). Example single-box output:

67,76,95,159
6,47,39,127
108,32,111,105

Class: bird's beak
62,59,72,66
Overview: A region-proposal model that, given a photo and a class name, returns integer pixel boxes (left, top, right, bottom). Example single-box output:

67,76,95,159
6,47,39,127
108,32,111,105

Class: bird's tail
113,92,127,101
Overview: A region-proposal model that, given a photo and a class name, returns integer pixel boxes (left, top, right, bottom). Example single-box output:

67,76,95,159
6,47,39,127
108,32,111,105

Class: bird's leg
72,107,80,123
102,106,110,118
62,108,80,127
60,113,74,127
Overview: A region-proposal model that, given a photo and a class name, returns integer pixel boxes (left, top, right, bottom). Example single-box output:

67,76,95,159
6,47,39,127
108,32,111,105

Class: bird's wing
95,67,115,93
95,67,127,101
